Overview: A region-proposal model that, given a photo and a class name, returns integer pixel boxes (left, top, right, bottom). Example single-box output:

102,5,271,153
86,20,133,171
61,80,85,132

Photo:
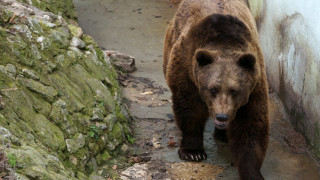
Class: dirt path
73,0,320,179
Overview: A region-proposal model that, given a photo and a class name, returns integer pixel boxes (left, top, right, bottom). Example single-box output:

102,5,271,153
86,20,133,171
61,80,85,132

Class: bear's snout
216,114,228,122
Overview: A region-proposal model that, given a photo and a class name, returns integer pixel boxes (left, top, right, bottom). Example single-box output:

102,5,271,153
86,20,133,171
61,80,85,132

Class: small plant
6,153,17,168
89,124,102,140
126,134,135,144
99,102,104,107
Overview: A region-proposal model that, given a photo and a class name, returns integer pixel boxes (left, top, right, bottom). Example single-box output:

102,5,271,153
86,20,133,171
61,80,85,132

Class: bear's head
190,14,260,129
194,50,258,129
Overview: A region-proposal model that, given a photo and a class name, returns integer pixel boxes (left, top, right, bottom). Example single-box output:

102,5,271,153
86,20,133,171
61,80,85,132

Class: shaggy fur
163,0,269,179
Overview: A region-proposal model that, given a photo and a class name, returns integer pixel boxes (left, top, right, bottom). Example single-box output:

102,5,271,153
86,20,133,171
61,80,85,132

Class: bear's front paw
178,147,207,161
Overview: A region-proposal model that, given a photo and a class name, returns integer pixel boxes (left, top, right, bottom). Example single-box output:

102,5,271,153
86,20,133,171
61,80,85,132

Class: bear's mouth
214,118,228,129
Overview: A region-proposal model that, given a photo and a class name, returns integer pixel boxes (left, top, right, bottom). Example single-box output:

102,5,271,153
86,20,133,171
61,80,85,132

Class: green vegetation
6,154,17,168
126,134,136,144
89,125,103,140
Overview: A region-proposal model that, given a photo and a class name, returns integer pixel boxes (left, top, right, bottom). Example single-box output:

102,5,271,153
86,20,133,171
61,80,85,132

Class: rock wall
17,0,77,20
248,0,320,156
0,0,132,179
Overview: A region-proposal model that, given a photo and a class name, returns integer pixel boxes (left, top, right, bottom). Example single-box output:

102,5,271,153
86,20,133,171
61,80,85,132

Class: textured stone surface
121,164,152,180
66,133,86,153
107,51,137,73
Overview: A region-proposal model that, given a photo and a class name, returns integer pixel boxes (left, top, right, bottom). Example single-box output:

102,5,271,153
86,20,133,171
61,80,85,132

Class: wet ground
73,0,320,179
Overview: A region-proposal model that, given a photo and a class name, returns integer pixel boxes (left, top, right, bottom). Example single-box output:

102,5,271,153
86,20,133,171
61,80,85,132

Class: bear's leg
229,97,269,180
172,92,209,161
229,128,268,180
214,128,228,143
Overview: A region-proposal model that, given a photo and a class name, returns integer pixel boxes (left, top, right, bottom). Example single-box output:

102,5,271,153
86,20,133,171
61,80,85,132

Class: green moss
3,35,35,67
19,78,58,103
109,122,124,143
17,0,77,20
82,35,96,46
7,153,17,168
0,7,12,26
115,104,126,122
96,150,111,166
89,124,103,140
68,24,82,38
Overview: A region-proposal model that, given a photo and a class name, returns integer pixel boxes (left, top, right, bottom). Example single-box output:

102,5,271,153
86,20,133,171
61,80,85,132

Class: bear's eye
230,89,239,97
210,88,219,97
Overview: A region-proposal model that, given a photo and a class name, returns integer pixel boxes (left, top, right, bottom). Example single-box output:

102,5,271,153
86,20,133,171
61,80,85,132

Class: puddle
73,0,320,179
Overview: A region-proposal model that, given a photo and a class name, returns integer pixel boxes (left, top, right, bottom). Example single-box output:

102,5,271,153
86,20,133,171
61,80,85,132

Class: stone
44,60,57,73
31,114,66,150
42,14,52,22
0,125,19,145
109,122,124,143
40,20,57,28
77,171,88,180
70,156,78,166
27,17,44,34
86,157,98,173
5,64,16,75
36,36,45,50
82,35,96,46
85,78,115,113
0,64,16,79
12,24,32,39
120,164,152,180
5,146,74,180
19,78,58,102
69,47,83,57
107,51,136,73
91,107,104,121
96,122,107,130
68,24,83,38
66,133,86,153
121,144,129,152
106,142,116,151
70,37,85,49
30,44,42,60
101,134,108,145
104,114,118,132
96,150,111,165
49,29,69,48
21,68,40,80
88,173,105,180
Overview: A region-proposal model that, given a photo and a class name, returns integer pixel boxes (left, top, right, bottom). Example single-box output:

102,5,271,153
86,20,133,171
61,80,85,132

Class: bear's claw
178,148,207,162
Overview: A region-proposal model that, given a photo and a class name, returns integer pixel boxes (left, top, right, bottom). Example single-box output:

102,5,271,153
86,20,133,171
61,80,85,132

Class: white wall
248,0,320,154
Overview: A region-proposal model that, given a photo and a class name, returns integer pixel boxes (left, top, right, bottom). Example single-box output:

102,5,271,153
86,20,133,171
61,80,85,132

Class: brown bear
163,0,269,179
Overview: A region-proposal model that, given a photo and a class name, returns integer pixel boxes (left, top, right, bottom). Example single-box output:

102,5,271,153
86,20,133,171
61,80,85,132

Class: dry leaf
140,91,153,95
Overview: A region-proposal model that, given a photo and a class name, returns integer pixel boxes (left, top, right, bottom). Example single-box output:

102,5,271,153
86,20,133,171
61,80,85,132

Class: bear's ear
237,54,256,70
196,50,214,67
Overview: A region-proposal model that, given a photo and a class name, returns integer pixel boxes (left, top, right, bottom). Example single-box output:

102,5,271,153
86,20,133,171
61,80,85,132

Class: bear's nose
216,114,228,122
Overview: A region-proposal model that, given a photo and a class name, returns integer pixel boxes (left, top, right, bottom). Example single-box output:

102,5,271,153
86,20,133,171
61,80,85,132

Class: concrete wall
248,0,320,155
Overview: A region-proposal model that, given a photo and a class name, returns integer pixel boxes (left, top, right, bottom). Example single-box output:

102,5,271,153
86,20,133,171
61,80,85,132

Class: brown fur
163,0,269,179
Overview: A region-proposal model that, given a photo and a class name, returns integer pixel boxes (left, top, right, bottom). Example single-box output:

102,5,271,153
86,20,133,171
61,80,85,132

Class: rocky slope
0,0,132,179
